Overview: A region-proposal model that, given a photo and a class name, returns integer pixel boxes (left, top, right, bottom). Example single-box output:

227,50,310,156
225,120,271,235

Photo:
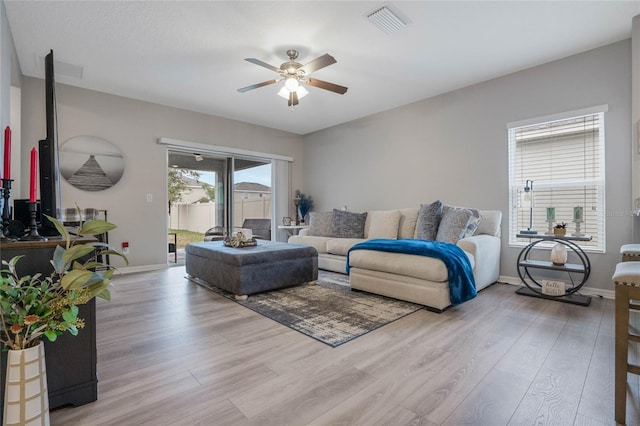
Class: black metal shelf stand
515,233,592,306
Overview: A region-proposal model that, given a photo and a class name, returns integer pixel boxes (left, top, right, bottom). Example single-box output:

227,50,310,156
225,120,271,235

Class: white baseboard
498,275,523,286
498,275,614,300
117,264,168,275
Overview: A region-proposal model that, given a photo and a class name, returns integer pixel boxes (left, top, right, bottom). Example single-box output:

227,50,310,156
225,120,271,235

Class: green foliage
0,212,128,351
168,168,202,208
169,229,205,249
201,182,216,201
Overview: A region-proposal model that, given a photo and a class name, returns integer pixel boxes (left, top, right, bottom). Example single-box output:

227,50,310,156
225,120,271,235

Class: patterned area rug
194,270,423,347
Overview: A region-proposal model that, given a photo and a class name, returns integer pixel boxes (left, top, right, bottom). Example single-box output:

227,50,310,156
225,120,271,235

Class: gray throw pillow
331,209,368,238
415,200,443,241
436,205,481,244
464,208,482,237
308,211,333,236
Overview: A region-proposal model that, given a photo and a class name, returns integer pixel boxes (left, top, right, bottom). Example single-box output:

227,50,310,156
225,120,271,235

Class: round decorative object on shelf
554,228,566,237
550,242,568,265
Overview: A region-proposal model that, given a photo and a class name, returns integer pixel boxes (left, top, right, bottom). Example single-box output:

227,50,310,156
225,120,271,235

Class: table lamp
520,180,537,234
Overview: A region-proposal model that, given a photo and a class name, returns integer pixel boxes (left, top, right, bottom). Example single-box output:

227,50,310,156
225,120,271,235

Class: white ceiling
5,1,640,135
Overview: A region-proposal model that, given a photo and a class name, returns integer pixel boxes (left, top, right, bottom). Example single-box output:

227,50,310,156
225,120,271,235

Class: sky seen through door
198,163,271,187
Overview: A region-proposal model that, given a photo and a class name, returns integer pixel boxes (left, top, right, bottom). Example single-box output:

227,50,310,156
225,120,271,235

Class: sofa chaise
288,203,502,311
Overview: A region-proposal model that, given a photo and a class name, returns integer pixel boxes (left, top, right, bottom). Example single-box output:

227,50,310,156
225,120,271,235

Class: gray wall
303,40,632,293
19,79,304,269
0,1,11,132
1,2,22,199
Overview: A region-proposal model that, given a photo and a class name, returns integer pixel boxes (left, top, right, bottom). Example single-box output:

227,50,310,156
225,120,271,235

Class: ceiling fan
237,49,348,107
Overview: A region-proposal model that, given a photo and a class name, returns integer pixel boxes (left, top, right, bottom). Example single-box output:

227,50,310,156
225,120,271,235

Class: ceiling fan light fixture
296,85,309,99
278,84,308,102
285,77,299,91
277,86,290,100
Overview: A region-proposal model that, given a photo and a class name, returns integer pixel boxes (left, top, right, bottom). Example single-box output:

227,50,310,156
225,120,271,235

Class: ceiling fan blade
237,79,278,93
305,78,348,95
298,54,337,75
244,58,281,73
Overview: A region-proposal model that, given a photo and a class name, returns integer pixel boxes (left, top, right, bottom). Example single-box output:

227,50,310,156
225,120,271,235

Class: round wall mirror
59,136,125,191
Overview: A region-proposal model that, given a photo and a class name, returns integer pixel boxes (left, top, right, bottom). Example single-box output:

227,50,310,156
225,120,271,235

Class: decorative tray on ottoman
223,232,258,248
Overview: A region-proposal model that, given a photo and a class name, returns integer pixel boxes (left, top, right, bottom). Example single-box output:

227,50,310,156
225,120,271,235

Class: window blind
508,112,605,251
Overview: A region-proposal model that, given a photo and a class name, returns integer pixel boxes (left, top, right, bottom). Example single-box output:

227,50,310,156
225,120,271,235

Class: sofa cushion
331,209,368,238
415,200,443,241
475,210,502,237
327,238,366,256
348,249,474,282
308,211,333,237
365,210,401,239
436,206,481,244
287,235,332,254
398,208,419,239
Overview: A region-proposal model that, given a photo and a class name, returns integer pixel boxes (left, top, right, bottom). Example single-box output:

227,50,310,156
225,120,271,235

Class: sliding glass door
167,150,276,264
167,151,228,264
233,158,272,239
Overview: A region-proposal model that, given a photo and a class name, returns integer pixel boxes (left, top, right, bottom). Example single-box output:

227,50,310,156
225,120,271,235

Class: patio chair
241,219,271,240
204,226,226,242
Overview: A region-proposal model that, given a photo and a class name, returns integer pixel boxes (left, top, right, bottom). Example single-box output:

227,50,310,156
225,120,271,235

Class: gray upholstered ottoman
185,240,318,299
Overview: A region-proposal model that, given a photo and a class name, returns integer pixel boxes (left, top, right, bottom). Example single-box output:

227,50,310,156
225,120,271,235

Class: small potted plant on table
553,222,567,237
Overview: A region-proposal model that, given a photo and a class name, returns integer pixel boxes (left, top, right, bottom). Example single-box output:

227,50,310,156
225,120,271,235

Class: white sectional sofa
288,205,502,311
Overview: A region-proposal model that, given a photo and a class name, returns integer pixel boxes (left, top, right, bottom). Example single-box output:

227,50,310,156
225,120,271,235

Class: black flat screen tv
38,49,62,235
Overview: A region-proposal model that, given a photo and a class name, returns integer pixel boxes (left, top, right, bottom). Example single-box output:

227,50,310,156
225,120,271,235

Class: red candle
3,126,11,179
29,148,37,202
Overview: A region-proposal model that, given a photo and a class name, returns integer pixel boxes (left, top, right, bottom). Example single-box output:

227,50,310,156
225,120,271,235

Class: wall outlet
542,280,565,296
122,241,130,255
146,193,153,203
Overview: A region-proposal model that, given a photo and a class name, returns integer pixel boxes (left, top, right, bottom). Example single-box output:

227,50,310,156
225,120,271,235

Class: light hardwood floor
50,266,637,425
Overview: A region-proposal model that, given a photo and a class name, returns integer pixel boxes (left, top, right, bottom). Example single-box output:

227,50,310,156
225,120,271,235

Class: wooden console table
0,237,98,423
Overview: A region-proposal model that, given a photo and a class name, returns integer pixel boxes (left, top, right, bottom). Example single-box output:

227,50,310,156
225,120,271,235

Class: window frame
507,105,607,253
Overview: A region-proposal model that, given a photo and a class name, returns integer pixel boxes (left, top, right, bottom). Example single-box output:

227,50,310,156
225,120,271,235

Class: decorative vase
3,342,49,426
550,243,568,266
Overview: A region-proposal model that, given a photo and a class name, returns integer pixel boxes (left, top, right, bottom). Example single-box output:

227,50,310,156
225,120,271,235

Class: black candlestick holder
1,178,16,241
21,201,47,241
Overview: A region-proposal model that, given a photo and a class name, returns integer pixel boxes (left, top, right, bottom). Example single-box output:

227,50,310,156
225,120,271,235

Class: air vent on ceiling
366,6,407,34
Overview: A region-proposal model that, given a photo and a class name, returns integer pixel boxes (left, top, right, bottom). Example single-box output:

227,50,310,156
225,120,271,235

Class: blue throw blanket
347,239,477,305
